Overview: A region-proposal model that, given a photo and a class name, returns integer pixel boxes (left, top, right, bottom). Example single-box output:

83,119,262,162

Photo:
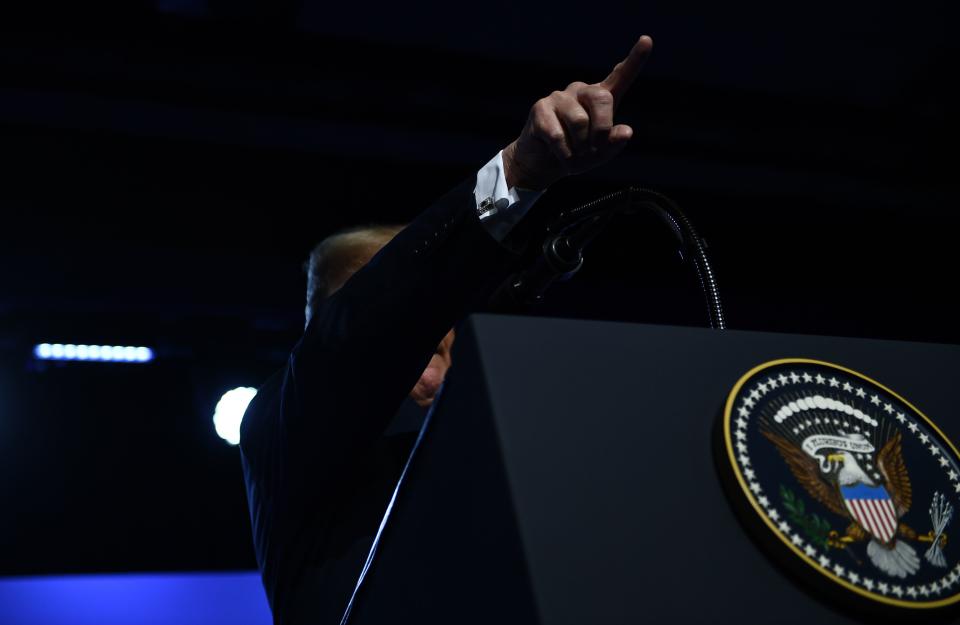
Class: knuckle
585,86,613,105
532,117,564,143
566,81,588,92
532,112,554,131
531,99,552,117
546,129,566,143
567,111,590,128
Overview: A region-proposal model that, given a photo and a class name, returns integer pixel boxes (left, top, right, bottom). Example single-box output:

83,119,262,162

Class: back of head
304,223,405,326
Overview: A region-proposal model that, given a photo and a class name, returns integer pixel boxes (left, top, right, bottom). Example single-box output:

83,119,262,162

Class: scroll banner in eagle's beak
802,434,875,457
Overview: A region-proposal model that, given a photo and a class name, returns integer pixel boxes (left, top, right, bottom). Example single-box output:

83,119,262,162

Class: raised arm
283,176,520,470
275,35,654,476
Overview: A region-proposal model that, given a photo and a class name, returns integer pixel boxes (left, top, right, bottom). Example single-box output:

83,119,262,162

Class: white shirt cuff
473,150,542,242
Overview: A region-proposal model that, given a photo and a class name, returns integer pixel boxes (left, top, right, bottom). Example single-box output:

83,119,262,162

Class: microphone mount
488,187,726,330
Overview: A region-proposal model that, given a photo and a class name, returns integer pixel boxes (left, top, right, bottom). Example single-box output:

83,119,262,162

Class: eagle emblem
763,423,942,578
722,359,960,609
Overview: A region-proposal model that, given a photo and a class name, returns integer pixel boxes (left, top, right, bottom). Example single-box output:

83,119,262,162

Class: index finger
598,35,653,103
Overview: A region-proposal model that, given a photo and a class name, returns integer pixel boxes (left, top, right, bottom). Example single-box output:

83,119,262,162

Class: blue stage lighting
34,344,155,363
0,571,272,625
213,387,258,446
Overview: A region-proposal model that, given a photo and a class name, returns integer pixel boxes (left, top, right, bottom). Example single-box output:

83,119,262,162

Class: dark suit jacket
239,176,524,624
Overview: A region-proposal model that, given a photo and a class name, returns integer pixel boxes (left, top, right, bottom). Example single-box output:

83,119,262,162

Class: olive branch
780,484,832,548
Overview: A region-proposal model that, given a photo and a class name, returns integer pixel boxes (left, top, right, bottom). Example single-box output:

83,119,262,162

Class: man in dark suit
239,35,653,624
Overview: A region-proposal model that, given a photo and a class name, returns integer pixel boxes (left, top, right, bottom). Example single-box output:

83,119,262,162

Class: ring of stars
729,363,960,603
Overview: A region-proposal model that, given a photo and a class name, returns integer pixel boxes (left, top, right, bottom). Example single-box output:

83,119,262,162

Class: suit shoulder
238,368,285,456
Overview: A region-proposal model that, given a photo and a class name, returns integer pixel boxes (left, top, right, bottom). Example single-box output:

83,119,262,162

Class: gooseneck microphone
488,187,726,330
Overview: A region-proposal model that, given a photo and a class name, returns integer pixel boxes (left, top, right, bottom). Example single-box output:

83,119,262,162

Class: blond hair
304,224,405,325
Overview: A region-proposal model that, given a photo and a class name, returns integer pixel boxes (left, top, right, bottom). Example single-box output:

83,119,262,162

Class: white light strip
34,344,155,363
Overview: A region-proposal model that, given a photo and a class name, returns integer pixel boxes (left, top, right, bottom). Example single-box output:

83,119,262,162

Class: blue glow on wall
0,571,271,625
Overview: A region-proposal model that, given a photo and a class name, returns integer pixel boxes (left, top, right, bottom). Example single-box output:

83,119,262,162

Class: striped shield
841,483,899,544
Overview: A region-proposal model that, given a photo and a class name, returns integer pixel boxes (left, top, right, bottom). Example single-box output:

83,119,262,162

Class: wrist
502,141,558,192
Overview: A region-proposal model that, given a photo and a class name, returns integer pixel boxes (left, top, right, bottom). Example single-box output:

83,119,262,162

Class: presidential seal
720,358,960,611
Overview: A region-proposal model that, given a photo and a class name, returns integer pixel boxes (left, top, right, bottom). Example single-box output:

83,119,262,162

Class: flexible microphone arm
488,187,726,330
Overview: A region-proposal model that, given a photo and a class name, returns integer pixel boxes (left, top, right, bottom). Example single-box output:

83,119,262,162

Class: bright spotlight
213,387,257,446
33,344,155,363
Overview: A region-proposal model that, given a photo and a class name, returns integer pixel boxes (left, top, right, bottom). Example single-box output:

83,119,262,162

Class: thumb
609,124,633,145
596,124,633,163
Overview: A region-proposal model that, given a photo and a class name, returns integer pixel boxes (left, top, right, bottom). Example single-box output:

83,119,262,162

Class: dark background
0,0,956,576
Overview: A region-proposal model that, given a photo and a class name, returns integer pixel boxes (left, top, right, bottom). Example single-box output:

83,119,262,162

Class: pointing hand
502,35,653,191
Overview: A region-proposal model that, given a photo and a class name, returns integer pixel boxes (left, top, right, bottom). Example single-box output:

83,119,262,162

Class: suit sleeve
277,175,525,490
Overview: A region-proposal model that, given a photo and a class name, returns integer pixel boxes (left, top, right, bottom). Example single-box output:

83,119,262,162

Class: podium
348,315,960,624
